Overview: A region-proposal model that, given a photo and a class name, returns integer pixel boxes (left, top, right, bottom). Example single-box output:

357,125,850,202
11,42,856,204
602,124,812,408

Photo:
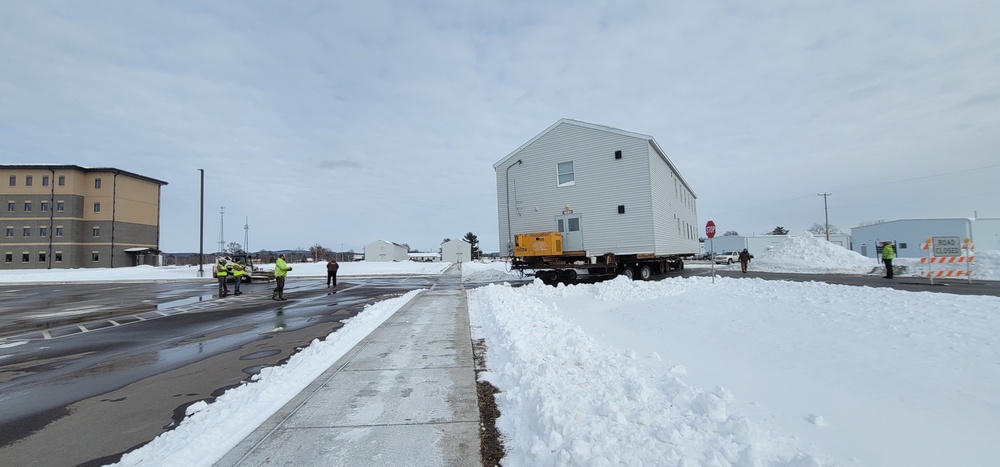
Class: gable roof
493,118,696,198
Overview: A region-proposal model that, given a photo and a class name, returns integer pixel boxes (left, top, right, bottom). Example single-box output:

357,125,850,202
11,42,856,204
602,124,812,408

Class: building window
56,201,65,212
23,227,31,237
557,161,575,186
4,253,11,263
58,175,65,186
40,201,48,212
22,252,30,262
94,202,101,213
42,176,49,186
39,226,48,237
92,226,100,237
6,201,13,212
5,227,12,237
92,251,100,262
54,251,62,262
95,178,102,189
8,175,15,186
26,175,33,186
38,252,46,262
23,202,31,212
55,226,63,237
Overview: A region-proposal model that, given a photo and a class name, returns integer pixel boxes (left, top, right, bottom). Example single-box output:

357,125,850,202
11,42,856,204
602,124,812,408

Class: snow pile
112,290,423,466
470,278,820,466
461,261,523,283
469,276,1000,466
752,233,876,274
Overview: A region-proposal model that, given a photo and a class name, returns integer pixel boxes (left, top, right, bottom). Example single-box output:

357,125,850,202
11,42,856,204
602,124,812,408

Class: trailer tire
638,265,652,280
559,269,578,282
619,266,634,280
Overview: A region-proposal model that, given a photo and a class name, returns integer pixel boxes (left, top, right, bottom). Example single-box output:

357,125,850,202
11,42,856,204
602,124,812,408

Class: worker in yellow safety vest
232,260,246,295
216,258,230,296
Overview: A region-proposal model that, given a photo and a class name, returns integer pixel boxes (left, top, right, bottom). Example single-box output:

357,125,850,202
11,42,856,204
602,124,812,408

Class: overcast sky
3,1,998,254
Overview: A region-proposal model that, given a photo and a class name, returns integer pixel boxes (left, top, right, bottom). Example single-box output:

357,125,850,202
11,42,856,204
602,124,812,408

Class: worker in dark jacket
738,249,752,273
326,258,340,287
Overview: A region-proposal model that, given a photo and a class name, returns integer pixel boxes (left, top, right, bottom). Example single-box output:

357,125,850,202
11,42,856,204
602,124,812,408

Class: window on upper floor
55,226,64,237
23,227,31,237
42,176,49,186
95,178,102,189
58,175,65,186
39,226,48,237
26,176,32,186
40,201,48,212
5,227,13,237
557,161,575,187
6,201,13,212
8,175,15,187
94,202,101,213
56,201,65,212
23,202,31,212
92,226,100,237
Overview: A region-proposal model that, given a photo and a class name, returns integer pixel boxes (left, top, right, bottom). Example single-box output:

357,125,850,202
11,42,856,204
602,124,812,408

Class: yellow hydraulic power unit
514,232,563,257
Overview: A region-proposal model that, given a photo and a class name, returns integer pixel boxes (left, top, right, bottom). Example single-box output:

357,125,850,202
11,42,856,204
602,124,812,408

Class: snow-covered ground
4,236,999,466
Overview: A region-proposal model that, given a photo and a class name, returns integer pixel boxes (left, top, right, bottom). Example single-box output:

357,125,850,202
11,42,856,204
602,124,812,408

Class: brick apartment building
1,165,168,269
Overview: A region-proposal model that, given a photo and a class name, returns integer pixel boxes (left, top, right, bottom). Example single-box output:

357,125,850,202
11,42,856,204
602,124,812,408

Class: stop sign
706,220,716,239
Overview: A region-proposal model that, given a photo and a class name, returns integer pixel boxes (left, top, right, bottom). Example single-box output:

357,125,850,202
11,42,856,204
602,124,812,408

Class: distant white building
441,239,472,263
364,240,409,262
707,234,850,258
409,252,440,262
851,218,1000,259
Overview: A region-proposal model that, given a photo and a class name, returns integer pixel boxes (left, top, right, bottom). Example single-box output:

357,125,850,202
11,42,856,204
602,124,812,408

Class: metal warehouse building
850,218,1000,259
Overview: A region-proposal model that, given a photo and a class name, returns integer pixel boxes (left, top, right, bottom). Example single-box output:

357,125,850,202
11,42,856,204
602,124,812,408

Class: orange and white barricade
919,238,974,284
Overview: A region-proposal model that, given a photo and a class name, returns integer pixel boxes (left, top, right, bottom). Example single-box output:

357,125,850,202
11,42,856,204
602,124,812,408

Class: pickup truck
713,251,741,264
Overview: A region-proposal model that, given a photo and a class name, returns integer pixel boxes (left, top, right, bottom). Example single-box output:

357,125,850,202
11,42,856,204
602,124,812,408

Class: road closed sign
932,236,962,257
706,220,716,239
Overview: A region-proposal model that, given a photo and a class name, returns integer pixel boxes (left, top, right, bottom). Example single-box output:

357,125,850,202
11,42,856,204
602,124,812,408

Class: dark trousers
327,271,337,286
273,276,286,298
740,260,749,273
883,258,894,278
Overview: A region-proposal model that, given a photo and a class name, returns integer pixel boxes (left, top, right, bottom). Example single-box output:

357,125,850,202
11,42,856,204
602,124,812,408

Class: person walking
738,248,752,273
272,254,292,300
216,258,230,297
326,258,340,288
882,243,895,279
231,259,246,295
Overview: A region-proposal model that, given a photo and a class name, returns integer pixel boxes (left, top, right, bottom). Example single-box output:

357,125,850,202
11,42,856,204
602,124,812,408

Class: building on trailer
440,238,472,263
494,119,699,281
363,240,409,262
850,218,1000,259
1,164,168,269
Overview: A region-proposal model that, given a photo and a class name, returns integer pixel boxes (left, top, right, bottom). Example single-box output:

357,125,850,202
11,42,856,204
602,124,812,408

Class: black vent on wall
618,205,625,214
615,150,622,159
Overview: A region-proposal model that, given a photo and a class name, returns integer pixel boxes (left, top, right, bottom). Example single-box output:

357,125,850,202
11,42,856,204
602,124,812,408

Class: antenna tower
243,217,250,253
218,206,225,253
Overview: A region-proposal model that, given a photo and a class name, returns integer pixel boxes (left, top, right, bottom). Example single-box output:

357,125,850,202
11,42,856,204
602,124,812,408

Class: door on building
556,214,584,252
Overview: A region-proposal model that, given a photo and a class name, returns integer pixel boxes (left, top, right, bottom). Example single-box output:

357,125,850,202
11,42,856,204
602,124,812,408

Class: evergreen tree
463,232,482,260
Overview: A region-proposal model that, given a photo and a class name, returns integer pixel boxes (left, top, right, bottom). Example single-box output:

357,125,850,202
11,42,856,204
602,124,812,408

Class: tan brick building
1,165,168,269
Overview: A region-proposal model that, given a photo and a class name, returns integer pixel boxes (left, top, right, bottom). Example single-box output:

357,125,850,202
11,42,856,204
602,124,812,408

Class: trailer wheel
638,265,652,280
559,269,578,282
619,266,634,280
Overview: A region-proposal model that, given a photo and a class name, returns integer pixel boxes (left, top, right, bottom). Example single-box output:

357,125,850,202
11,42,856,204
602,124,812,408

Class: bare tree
808,223,841,236
723,230,739,236
309,243,329,262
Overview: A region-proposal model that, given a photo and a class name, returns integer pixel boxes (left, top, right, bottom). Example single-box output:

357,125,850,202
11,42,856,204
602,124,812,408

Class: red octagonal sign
706,220,716,239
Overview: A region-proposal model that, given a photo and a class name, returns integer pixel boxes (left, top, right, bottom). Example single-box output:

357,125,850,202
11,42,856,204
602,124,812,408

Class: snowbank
751,233,875,274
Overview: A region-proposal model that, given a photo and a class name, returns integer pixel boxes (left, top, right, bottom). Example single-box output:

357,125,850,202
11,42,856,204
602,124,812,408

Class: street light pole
198,169,205,277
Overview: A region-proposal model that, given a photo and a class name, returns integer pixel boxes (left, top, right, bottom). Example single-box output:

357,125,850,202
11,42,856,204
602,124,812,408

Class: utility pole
218,206,225,254
198,169,204,277
818,193,831,241
243,217,249,253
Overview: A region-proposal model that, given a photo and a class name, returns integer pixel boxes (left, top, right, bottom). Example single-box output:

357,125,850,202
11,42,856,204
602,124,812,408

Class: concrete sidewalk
216,265,480,466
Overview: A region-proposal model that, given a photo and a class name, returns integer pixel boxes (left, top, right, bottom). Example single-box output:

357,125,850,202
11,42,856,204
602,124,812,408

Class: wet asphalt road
0,276,437,467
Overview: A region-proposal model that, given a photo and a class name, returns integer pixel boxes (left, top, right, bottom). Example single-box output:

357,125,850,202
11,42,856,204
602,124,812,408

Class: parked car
713,251,740,264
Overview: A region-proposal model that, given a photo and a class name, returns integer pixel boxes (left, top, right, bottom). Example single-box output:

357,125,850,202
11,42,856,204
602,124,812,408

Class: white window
557,161,575,186
92,226,100,237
